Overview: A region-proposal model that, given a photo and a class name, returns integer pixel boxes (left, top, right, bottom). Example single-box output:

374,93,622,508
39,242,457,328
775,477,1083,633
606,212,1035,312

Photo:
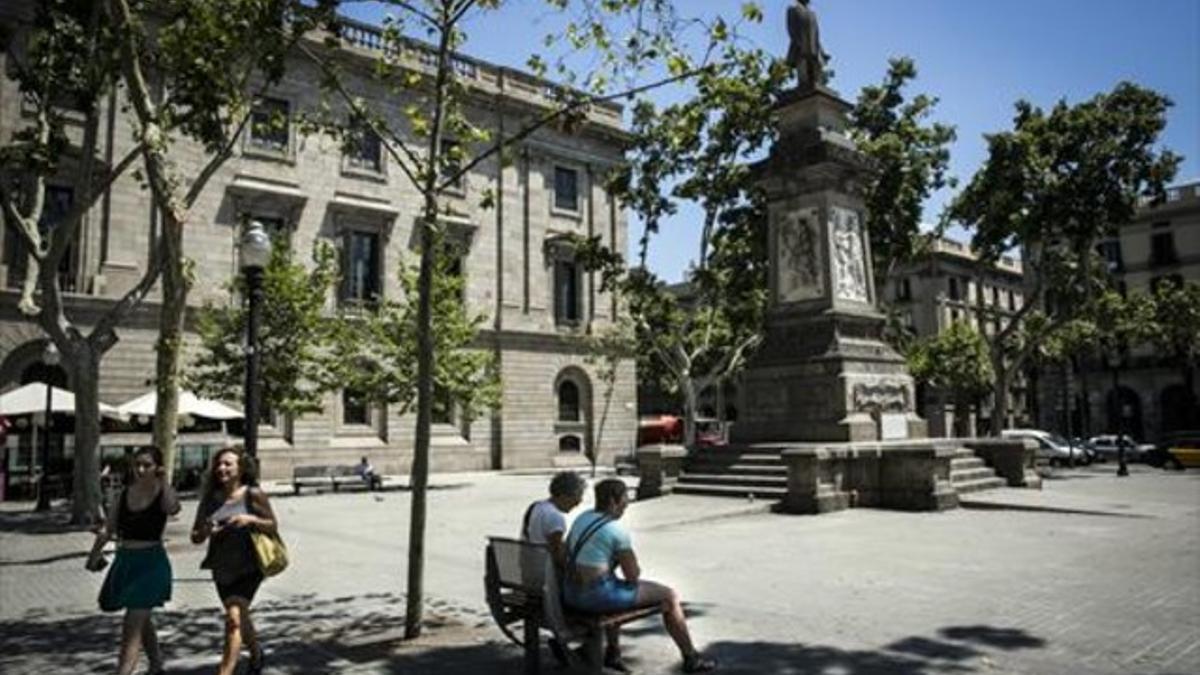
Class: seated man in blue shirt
563,478,716,673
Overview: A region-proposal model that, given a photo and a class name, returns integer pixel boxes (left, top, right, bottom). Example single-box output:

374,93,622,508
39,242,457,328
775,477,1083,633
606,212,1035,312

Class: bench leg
583,630,603,675
523,617,540,675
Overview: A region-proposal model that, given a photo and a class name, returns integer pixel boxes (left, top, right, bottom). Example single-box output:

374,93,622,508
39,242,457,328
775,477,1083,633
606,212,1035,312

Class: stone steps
672,445,1006,501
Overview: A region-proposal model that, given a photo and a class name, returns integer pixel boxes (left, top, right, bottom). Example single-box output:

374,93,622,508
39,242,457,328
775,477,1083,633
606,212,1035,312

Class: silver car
1001,429,1091,466
1087,435,1155,463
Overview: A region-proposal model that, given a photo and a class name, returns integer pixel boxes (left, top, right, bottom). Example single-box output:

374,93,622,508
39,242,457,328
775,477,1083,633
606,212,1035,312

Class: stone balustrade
635,445,687,500
780,441,960,514
961,438,1042,489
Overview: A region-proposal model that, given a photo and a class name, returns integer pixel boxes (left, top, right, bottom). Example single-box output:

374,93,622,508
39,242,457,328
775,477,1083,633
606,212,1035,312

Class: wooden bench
484,537,660,674
292,465,380,494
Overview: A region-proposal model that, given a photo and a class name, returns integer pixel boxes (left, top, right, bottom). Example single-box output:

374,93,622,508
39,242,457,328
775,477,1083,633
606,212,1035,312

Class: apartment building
0,8,635,485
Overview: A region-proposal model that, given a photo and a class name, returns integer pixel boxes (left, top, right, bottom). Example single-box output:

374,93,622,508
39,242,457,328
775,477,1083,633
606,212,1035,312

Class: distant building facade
883,237,1027,437
0,7,635,486
1035,181,1200,442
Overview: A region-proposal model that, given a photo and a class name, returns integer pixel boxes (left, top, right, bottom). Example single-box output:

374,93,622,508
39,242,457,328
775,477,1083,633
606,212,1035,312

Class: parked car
1144,432,1200,470
1086,435,1156,463
1001,429,1091,466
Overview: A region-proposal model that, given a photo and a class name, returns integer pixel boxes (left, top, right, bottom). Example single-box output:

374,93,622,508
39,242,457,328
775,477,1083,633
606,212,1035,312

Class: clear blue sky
346,0,1200,283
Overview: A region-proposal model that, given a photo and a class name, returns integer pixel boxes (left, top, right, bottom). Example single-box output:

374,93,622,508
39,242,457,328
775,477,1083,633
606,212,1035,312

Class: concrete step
677,473,787,488
951,457,987,470
684,462,788,475
950,467,1000,483
691,452,786,465
953,476,1005,494
673,482,787,499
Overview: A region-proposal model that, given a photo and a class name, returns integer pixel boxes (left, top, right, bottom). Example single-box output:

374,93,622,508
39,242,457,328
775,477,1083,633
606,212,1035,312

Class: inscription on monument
851,381,909,413
831,207,869,303
776,207,824,303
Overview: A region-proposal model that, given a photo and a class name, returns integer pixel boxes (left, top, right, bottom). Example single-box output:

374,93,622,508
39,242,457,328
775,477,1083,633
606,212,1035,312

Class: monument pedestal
731,85,926,444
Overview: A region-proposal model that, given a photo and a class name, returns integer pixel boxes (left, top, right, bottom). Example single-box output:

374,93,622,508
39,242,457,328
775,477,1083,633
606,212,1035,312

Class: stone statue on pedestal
787,0,828,90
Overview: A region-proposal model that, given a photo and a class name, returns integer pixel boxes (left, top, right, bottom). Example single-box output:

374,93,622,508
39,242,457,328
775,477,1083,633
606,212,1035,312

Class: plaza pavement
1,464,1198,674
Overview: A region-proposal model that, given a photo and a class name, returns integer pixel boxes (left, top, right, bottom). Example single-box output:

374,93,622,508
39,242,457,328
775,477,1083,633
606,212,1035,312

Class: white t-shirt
522,499,566,544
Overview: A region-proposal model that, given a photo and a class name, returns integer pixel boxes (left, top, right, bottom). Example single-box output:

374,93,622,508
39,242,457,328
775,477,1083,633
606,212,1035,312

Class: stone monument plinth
731,85,927,444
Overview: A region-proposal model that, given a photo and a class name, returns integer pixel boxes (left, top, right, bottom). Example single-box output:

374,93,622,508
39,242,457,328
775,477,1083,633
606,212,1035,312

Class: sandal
248,644,265,675
604,649,632,673
682,653,717,673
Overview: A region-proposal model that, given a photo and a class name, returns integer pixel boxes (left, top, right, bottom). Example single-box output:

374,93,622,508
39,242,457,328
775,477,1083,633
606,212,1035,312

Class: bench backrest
332,465,359,477
293,465,331,478
486,537,572,638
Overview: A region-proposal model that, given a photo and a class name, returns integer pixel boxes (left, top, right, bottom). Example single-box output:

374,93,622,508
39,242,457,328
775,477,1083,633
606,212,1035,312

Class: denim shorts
563,574,639,613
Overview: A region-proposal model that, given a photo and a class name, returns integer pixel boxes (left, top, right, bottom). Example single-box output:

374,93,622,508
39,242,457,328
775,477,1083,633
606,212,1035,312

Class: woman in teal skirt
87,447,181,675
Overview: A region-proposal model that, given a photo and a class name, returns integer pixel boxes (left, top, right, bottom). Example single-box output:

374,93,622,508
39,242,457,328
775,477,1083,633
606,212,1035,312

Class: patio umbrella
116,389,243,421
0,382,125,419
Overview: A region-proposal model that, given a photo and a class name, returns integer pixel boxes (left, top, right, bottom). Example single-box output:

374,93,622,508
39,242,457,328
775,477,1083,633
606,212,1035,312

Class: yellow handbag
251,529,289,577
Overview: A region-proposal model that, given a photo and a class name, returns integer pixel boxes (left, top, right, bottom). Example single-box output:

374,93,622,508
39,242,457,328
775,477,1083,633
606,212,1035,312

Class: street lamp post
239,220,272,459
35,343,59,511
1106,349,1129,477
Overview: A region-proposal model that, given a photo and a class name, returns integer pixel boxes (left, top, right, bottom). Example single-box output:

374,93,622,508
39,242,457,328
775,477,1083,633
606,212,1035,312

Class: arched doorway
1106,386,1143,440
1160,384,1196,434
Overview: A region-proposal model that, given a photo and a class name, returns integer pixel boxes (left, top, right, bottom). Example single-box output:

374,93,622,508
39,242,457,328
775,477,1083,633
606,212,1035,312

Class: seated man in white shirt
354,456,381,491
520,471,591,667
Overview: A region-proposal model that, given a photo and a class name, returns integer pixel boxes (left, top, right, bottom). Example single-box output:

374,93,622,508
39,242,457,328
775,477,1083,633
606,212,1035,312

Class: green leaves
334,246,501,423
907,321,994,397
850,57,956,282
188,241,343,418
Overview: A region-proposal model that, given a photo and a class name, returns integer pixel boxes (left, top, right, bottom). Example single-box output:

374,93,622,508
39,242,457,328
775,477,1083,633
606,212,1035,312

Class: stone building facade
1035,181,1200,442
883,236,1027,437
0,9,636,483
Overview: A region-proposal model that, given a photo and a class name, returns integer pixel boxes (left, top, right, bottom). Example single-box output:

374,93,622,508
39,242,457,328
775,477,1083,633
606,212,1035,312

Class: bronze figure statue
787,0,829,90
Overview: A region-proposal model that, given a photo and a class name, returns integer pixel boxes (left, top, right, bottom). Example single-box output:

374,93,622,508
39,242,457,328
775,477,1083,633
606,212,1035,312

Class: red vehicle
637,416,727,448
637,415,684,446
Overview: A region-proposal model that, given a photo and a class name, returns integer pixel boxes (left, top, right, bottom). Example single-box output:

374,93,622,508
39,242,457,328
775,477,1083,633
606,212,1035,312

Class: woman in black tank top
86,447,181,675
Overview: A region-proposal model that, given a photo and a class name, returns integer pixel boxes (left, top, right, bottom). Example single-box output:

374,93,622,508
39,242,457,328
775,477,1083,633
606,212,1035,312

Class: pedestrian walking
86,447,181,675
190,445,278,675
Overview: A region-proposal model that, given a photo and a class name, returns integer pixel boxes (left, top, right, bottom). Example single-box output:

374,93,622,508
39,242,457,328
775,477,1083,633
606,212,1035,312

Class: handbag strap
521,501,537,540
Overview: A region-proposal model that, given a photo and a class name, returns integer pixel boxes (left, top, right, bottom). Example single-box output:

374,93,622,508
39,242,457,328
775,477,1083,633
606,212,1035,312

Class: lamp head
43,342,59,366
239,220,272,271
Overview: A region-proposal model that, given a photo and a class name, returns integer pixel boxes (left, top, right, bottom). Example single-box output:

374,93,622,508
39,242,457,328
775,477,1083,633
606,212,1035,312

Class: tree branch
90,238,164,346
184,112,250,208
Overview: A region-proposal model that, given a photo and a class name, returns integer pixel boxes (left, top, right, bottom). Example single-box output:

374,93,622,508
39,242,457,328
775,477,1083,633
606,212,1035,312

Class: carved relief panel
830,206,869,303
775,206,824,304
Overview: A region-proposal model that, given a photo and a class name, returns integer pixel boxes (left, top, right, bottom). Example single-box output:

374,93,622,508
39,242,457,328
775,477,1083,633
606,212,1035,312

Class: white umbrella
0,382,125,419
116,389,244,421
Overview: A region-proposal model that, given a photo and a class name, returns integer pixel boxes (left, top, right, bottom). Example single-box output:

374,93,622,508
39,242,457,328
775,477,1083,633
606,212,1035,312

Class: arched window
559,434,581,453
558,380,580,422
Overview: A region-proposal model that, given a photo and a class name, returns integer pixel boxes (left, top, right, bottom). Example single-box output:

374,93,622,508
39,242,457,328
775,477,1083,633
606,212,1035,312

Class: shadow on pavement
703,624,1047,675
957,500,1153,519
0,592,525,675
0,504,96,535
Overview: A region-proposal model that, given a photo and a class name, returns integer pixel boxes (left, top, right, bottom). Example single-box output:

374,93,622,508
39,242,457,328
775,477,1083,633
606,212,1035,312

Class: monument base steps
672,445,1005,501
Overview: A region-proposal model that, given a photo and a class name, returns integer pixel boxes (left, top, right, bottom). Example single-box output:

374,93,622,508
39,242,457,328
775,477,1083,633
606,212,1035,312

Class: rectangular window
341,230,381,304
1097,240,1124,273
554,259,580,325
1007,289,1015,312
948,277,960,301
1150,232,1178,267
249,98,290,153
345,122,382,173
896,278,912,301
342,388,369,426
439,139,464,192
5,185,77,291
554,166,579,212
432,385,454,424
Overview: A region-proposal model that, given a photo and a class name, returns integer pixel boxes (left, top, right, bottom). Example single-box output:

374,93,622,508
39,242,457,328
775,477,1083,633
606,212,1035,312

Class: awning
116,390,243,421
0,383,125,419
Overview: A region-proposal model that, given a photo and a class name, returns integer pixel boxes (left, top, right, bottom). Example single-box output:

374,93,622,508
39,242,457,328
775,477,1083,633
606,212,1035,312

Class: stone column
635,445,686,500
732,86,926,445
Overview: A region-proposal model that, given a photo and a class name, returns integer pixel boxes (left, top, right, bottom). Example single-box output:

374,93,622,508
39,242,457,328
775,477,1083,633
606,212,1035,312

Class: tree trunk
991,361,1010,437
153,217,187,479
681,380,698,449
404,207,435,639
68,344,104,524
